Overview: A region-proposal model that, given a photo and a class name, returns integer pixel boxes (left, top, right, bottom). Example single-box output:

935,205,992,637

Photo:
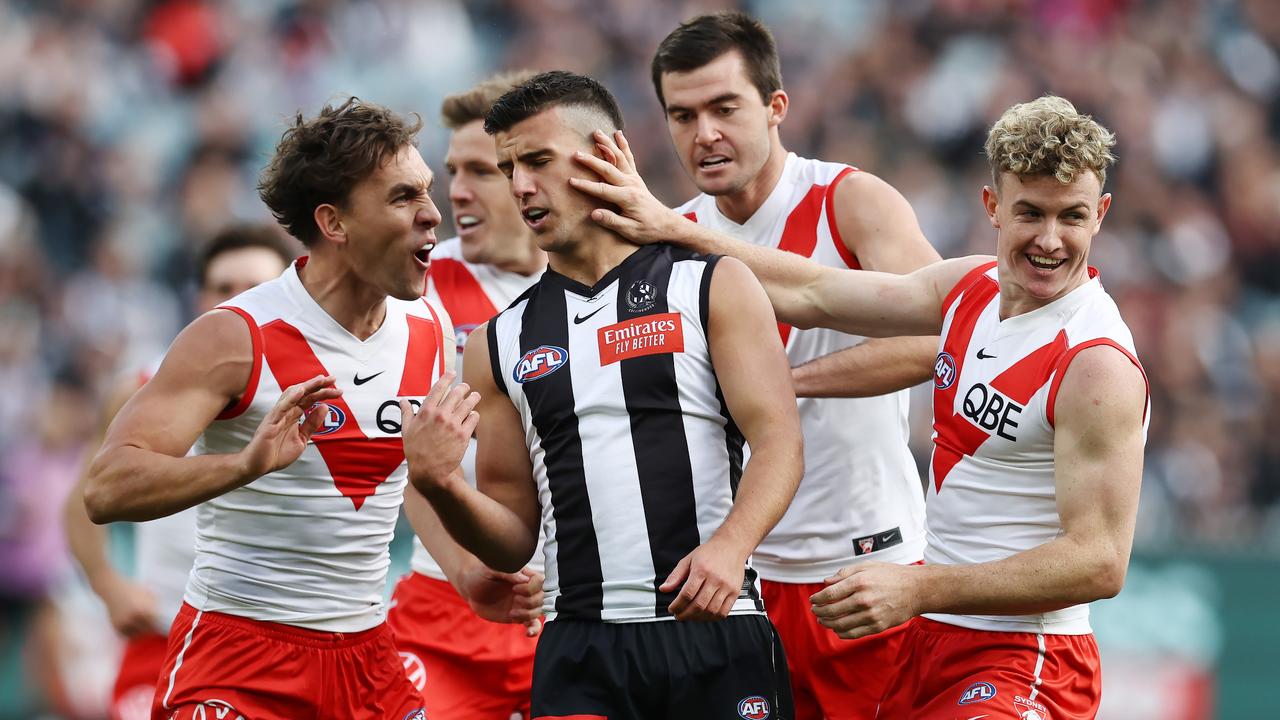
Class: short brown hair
484,71,624,136
651,11,782,109
197,223,299,288
442,70,539,130
985,95,1116,189
258,97,423,246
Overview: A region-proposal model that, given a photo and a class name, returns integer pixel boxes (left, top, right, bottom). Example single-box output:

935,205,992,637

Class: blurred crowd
0,0,1276,712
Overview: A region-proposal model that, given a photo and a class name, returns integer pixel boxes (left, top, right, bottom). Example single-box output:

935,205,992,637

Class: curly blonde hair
985,95,1116,189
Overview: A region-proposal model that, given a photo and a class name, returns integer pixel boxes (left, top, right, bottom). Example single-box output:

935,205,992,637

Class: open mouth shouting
697,154,732,172
412,240,436,269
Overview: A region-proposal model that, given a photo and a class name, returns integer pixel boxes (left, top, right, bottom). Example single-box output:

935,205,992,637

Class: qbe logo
513,345,568,384
934,352,957,389
737,695,770,719
309,404,346,436
958,680,997,705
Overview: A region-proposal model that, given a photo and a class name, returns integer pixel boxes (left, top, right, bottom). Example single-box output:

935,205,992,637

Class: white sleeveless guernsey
187,258,448,632
679,153,925,582
925,262,1149,634
409,237,544,580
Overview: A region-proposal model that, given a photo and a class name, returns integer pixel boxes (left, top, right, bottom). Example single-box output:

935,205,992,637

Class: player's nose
416,198,443,228
695,114,722,145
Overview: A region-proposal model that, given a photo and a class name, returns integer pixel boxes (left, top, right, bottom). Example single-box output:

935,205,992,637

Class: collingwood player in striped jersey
409,71,803,720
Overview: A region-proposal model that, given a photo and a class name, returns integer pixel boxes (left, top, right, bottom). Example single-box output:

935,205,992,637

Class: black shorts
531,613,792,720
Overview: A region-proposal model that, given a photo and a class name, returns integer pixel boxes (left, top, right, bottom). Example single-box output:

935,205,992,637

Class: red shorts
876,617,1101,719
387,572,538,720
152,603,424,720
111,632,169,720
762,579,909,720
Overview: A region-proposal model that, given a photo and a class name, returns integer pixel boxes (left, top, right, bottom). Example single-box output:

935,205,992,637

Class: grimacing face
495,106,608,254
659,50,781,197
446,120,529,265
984,171,1111,315
334,144,442,301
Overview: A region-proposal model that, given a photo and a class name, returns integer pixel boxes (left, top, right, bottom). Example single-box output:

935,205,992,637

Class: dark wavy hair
258,98,423,246
651,11,782,109
483,71,624,136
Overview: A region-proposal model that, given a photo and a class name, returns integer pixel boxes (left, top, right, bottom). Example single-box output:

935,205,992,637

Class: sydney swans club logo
598,313,684,365
513,345,569,384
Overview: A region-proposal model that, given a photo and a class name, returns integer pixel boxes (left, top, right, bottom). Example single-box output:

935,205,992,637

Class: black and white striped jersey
487,243,764,622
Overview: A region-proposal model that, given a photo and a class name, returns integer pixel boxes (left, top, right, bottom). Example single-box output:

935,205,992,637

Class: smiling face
494,106,604,254
446,120,530,265
334,144,442,300
985,171,1112,315
659,50,784,198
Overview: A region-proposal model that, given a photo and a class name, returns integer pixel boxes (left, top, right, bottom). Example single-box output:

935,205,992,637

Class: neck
548,224,637,287
996,272,1090,321
713,138,788,225
491,232,548,277
296,251,388,340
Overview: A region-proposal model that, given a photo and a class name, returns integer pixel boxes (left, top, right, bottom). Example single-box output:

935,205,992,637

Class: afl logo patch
514,345,568,384
934,352,957,389
310,404,346,436
958,681,997,705
738,696,771,719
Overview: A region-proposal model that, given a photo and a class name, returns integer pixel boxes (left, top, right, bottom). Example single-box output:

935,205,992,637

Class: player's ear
314,204,348,246
982,186,1000,229
766,90,788,128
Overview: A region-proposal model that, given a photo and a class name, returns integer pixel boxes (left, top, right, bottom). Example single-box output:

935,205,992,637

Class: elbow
82,458,122,524
1088,557,1128,601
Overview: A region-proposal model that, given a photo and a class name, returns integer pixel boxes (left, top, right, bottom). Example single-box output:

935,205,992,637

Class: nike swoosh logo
878,533,897,543
353,371,384,386
573,306,606,324
976,348,997,359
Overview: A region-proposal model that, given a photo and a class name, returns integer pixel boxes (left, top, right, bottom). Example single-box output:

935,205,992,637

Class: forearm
709,439,803,557
792,336,938,398
416,473,538,574
914,535,1128,617
85,445,253,523
63,480,119,593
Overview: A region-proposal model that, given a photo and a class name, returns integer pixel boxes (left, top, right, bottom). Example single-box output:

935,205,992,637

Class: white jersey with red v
188,257,448,633
678,153,925,582
408,237,544,580
925,262,1149,634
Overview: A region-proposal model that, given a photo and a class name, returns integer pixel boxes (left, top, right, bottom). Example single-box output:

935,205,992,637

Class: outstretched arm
85,310,340,523
569,130,977,337
791,336,937,398
811,345,1147,638
661,257,804,621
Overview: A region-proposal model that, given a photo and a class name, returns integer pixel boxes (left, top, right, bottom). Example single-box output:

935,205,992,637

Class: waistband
177,602,388,649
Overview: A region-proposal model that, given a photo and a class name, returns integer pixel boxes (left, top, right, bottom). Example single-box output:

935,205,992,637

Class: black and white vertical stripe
488,244,759,622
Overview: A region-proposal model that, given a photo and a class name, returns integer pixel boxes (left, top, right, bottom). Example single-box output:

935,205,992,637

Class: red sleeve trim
214,306,263,420
421,298,446,376
824,166,861,269
1046,338,1149,428
941,260,998,319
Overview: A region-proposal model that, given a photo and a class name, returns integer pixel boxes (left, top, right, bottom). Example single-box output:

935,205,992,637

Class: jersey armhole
419,298,447,376
213,306,263,421
824,166,861,270
1046,338,1149,427
941,260,998,320
698,254,722,338
487,319,508,396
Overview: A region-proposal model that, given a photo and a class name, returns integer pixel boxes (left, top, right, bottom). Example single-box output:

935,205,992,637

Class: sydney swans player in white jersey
578,96,1147,719
63,225,296,720
411,72,802,720
83,99,527,720
388,71,549,720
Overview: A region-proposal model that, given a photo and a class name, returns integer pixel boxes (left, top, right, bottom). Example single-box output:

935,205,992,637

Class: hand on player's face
568,130,683,246
241,375,341,480
660,535,748,622
401,372,480,493
809,561,919,640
